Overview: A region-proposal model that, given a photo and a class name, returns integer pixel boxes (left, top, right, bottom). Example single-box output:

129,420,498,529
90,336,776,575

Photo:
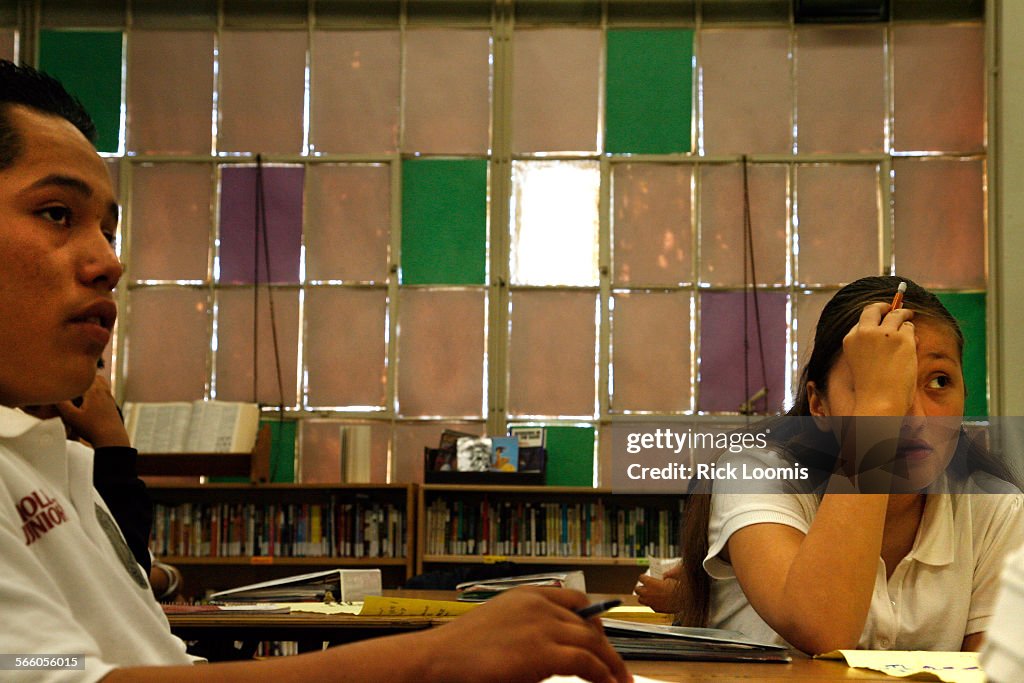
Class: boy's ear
807,381,830,431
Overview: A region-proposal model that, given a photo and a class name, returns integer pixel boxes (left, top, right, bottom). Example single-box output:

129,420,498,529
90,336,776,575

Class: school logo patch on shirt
95,503,149,589
17,489,68,545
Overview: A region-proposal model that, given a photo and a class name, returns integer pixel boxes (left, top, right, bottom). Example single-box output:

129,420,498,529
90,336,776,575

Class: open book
123,401,260,453
456,570,586,602
209,569,382,604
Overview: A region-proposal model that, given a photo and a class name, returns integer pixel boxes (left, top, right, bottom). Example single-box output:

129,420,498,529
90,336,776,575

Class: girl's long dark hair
674,275,1017,627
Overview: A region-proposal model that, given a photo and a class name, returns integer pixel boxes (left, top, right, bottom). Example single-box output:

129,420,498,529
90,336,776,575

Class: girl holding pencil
674,275,1023,654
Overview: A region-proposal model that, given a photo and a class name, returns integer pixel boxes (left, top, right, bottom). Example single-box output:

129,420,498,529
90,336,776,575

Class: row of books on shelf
423,499,683,559
150,501,407,559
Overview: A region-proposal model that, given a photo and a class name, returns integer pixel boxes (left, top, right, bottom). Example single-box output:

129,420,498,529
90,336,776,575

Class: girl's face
810,316,965,490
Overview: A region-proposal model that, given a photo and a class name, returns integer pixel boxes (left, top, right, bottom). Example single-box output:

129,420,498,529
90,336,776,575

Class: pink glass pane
404,29,490,154
127,31,213,155
129,164,212,282
305,164,390,282
893,158,985,289
796,164,880,287
397,289,485,417
612,163,693,286
699,163,788,286
392,422,484,484
219,165,304,285
697,291,787,414
893,25,984,153
304,288,387,409
298,420,389,484
218,31,306,154
0,30,15,61
214,288,300,406
511,28,600,153
122,288,209,402
701,28,792,155
796,26,884,154
795,290,830,383
310,30,400,154
508,291,596,418
611,291,691,413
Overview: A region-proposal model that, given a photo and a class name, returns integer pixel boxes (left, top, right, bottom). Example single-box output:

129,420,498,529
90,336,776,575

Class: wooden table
629,657,901,681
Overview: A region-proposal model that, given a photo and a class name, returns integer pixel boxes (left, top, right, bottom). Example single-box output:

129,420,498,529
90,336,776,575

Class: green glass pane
936,292,987,417
401,159,487,285
545,425,594,487
264,419,297,483
38,30,122,154
606,29,693,154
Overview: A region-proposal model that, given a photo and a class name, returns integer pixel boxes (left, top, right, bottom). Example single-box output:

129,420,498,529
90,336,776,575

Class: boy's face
0,105,122,407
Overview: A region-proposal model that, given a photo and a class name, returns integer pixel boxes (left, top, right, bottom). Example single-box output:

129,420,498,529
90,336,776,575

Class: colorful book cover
489,436,519,472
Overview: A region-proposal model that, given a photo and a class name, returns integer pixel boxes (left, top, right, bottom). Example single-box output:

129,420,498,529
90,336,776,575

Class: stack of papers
600,619,790,663
456,570,586,601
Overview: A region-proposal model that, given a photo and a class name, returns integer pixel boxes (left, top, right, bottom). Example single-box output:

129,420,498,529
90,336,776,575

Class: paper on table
282,602,364,615
358,595,478,617
819,650,985,683
543,676,669,683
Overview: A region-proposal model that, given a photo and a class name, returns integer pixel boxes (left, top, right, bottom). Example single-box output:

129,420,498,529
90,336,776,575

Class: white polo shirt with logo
0,407,194,682
704,448,1024,650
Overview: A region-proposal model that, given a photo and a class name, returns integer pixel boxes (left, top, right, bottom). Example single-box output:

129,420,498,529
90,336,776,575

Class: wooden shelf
421,555,652,566
159,556,410,566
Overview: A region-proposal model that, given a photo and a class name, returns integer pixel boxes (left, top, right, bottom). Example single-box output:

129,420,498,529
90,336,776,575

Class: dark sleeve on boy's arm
93,446,153,574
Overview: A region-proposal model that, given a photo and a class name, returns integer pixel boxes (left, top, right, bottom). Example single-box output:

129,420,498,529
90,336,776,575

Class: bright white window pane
510,160,600,286
214,288,300,406
122,289,209,402
304,288,387,409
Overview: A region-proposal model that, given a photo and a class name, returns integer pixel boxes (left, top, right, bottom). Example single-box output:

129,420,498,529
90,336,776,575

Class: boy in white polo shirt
0,59,629,683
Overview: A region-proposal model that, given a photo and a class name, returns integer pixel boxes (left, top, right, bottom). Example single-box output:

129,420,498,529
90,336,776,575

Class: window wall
5,0,992,485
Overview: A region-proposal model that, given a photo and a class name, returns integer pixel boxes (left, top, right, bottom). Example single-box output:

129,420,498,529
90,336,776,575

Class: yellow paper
820,650,985,683
358,595,478,617
281,602,363,615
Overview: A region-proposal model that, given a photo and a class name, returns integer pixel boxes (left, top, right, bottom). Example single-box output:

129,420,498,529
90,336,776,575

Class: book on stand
123,400,260,453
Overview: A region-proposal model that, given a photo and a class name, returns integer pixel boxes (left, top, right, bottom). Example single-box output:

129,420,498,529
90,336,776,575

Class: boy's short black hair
0,59,97,169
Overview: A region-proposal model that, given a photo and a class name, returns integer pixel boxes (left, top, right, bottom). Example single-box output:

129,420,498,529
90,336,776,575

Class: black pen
574,599,621,620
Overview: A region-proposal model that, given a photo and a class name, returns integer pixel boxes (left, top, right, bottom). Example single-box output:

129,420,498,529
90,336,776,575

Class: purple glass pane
698,291,787,413
219,166,304,284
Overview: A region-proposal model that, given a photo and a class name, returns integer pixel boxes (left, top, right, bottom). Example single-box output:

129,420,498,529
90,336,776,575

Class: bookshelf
147,483,415,600
417,484,685,593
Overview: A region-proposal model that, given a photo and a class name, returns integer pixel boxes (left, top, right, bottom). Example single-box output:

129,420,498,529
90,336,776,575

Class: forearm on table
732,493,888,653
